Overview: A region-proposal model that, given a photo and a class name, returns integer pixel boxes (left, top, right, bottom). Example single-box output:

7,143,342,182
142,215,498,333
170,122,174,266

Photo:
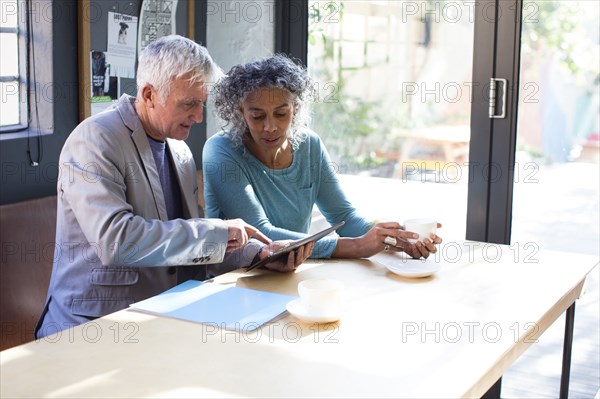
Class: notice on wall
90,50,119,115
106,11,138,78
138,0,178,53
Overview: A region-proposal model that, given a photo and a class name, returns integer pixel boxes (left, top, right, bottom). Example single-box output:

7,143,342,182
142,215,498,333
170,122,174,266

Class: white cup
404,218,437,244
297,278,344,314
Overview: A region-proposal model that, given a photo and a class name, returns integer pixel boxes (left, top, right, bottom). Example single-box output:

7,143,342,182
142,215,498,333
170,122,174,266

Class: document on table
129,280,296,331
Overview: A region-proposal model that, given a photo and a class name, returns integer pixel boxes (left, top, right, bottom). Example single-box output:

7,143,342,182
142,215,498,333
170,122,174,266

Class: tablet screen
246,221,345,271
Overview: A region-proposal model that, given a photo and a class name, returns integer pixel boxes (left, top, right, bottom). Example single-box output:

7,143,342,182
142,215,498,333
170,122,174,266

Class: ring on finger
384,244,390,251
384,236,397,246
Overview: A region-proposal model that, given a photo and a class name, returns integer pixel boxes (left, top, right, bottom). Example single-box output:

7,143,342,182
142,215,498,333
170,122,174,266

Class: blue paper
129,280,296,331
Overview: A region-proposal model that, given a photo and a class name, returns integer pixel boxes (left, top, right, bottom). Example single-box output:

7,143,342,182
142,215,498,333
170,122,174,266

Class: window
0,0,53,165
307,0,475,239
0,0,28,131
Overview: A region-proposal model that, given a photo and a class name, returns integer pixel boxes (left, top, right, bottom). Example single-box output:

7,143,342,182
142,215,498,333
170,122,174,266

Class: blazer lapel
166,139,199,219
115,94,195,220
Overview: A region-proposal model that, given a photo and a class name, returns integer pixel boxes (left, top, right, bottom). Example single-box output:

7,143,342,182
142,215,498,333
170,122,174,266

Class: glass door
511,0,599,256
505,5,599,395
292,1,598,396
306,0,478,239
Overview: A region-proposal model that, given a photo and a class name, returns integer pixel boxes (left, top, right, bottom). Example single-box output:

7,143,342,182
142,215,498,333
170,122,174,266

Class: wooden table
1,241,597,398
389,126,470,180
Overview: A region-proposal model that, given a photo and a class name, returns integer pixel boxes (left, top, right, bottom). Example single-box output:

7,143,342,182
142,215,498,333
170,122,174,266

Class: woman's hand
261,240,315,272
333,221,412,258
400,222,443,259
332,221,443,259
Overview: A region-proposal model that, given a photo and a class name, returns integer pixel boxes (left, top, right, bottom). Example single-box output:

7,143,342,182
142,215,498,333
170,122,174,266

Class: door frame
467,0,523,244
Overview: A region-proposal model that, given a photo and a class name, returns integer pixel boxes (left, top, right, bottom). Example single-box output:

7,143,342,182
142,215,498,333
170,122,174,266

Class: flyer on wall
138,0,179,53
106,11,139,79
90,50,118,115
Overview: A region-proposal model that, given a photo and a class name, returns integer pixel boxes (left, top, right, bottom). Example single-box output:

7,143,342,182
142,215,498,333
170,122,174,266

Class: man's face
145,72,207,141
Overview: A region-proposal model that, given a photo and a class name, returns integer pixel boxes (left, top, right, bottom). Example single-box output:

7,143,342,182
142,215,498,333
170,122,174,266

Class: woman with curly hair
203,54,442,259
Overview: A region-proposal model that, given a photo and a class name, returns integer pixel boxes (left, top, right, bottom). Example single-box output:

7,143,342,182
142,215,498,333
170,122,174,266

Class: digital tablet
246,221,345,272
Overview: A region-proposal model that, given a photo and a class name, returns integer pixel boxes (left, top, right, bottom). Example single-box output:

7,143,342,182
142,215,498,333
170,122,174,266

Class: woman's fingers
263,241,314,273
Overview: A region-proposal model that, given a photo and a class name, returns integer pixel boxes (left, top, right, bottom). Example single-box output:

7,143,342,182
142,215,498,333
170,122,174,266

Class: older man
36,35,312,338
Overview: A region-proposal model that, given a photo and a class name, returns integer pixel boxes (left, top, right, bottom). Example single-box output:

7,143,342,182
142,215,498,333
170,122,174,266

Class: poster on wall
106,11,139,78
90,50,119,115
138,0,179,53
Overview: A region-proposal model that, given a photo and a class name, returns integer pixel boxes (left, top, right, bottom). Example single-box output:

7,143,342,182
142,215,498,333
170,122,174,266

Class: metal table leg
560,302,576,399
482,378,502,399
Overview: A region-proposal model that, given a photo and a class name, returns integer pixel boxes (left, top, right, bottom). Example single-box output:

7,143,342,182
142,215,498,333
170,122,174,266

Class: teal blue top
202,130,372,258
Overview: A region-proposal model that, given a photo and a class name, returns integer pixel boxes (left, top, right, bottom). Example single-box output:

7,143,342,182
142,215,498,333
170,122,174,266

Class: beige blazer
36,95,259,338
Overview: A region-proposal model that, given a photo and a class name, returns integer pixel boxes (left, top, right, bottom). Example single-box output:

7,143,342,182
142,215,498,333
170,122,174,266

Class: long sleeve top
202,130,372,258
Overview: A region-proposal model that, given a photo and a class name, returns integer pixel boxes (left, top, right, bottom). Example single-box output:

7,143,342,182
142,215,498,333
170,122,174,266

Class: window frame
0,0,29,132
275,0,308,65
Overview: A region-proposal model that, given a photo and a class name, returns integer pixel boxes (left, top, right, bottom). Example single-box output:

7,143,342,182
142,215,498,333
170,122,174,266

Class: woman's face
241,87,294,151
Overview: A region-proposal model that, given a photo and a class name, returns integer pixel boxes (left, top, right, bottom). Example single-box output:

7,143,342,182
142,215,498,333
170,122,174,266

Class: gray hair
136,35,222,102
213,54,315,150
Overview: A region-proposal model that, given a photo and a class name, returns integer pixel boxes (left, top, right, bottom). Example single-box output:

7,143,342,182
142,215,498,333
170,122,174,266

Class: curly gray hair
213,54,315,150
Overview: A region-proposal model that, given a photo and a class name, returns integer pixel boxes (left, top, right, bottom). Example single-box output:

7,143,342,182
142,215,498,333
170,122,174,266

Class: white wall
206,0,275,137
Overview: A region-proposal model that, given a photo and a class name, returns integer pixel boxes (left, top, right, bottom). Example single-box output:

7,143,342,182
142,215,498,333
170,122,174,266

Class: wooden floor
502,264,599,398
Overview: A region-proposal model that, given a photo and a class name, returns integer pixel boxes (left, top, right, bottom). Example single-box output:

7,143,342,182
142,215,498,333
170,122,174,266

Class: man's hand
225,219,271,252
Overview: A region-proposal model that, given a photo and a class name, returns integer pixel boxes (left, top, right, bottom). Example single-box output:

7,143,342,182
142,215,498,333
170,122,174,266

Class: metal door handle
489,78,507,119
